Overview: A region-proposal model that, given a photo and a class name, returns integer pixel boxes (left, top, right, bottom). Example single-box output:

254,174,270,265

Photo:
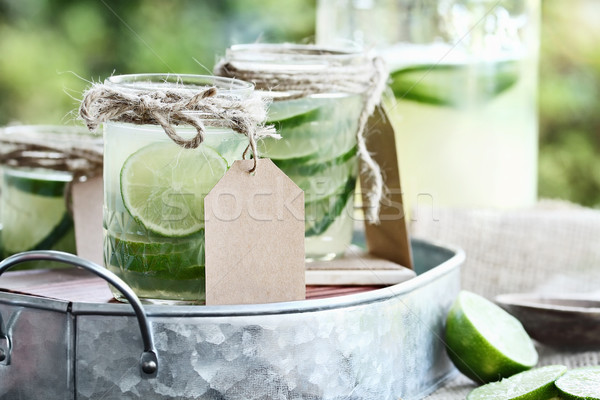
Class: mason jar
0,125,100,269
217,44,370,262
317,0,541,217
102,74,252,304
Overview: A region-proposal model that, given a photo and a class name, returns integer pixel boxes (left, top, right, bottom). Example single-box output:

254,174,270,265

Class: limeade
259,93,363,261
0,167,75,269
384,44,537,217
103,123,247,303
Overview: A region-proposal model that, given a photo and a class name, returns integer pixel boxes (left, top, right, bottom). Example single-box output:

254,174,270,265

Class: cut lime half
555,366,600,400
445,290,538,383
120,142,227,237
467,365,567,400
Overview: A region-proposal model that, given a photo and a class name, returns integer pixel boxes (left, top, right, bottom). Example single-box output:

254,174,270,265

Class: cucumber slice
390,60,519,107
276,146,358,202
106,233,205,280
305,177,356,237
0,172,72,255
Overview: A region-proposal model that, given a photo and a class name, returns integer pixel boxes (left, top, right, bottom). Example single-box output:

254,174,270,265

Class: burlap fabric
413,200,600,399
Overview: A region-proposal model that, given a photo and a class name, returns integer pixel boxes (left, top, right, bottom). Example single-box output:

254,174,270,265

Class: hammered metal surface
0,304,72,399
0,240,463,400
74,267,460,399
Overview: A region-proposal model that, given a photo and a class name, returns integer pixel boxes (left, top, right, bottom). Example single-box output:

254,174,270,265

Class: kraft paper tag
204,159,305,305
71,175,104,265
360,105,413,269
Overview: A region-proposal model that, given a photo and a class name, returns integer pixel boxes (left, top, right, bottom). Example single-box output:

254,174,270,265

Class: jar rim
105,73,254,95
225,43,368,64
1,124,97,140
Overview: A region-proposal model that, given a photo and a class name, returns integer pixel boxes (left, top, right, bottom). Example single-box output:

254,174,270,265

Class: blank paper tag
71,175,104,265
361,105,413,269
204,159,305,305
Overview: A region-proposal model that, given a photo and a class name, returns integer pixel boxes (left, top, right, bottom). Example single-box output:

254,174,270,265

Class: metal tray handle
0,250,158,378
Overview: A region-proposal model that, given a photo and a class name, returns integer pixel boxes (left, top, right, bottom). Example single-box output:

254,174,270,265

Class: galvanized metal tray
0,239,463,400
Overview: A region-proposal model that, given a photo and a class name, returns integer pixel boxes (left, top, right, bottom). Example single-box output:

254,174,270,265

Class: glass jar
0,125,100,269
218,44,369,262
317,0,541,217
102,74,252,304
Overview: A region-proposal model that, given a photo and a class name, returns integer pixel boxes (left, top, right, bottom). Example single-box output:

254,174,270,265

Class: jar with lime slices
0,125,102,269
216,44,379,262
93,74,260,304
317,0,541,213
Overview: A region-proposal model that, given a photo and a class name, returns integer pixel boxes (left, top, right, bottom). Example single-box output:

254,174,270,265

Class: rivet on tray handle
0,250,159,378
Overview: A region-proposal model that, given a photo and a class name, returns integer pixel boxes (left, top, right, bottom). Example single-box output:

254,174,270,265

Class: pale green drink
102,74,251,304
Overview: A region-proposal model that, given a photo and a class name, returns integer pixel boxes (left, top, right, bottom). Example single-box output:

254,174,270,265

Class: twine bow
79,83,277,173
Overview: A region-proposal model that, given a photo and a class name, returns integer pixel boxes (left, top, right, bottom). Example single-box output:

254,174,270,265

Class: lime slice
120,142,227,237
555,366,600,400
390,60,519,107
467,365,567,400
0,174,71,255
445,290,538,383
305,177,356,236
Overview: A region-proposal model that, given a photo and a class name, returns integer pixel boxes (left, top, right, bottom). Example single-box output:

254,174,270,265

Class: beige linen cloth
412,200,600,399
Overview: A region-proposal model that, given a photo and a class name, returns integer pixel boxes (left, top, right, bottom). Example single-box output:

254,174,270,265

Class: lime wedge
0,174,71,255
555,366,600,400
390,60,519,107
445,291,538,383
120,142,227,237
467,365,567,400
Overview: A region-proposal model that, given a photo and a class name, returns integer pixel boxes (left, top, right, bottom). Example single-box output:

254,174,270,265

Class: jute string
0,131,103,178
0,129,104,215
214,52,388,223
79,84,277,173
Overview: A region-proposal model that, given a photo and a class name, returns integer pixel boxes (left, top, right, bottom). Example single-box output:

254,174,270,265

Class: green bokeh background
0,0,598,206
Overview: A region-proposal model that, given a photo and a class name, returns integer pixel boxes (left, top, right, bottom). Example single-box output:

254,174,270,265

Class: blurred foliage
0,0,599,206
538,0,600,207
0,0,315,125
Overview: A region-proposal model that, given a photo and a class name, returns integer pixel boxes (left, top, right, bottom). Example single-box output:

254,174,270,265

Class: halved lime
390,60,519,107
555,366,600,400
467,365,567,400
120,142,227,237
445,290,538,383
0,174,71,255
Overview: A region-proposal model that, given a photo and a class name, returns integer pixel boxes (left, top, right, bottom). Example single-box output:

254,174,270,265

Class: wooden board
0,269,384,304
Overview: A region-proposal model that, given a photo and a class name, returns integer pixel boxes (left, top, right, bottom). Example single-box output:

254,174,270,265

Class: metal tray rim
71,238,464,317
0,239,464,317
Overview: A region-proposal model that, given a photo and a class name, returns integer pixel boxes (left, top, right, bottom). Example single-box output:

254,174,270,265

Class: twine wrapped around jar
79,79,278,173
0,127,103,179
214,45,388,224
